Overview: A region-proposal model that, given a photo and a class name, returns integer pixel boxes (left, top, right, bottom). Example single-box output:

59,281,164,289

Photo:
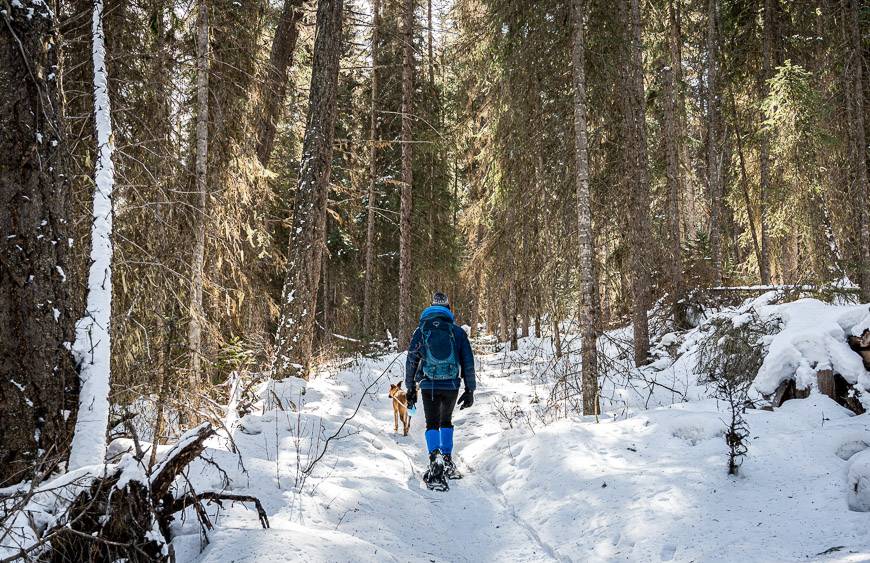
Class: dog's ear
389,383,396,390
397,381,403,389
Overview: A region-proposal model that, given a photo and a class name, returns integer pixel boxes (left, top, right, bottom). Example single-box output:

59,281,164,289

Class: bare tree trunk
550,290,563,359
758,0,774,284
428,0,434,86
362,0,381,336
468,223,484,338
272,0,344,379
571,0,599,415
668,0,695,237
188,0,209,389
521,295,530,338
0,0,77,484
706,0,724,285
322,259,333,348
844,0,870,301
398,0,414,348
623,0,652,365
499,294,509,343
255,0,304,166
509,282,519,351
661,64,686,328
663,0,687,327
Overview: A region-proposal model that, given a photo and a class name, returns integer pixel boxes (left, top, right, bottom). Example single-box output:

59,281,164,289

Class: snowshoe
423,451,449,491
443,454,462,480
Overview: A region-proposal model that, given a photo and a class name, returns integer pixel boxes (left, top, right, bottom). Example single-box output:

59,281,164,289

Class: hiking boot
423,450,449,491
443,454,462,480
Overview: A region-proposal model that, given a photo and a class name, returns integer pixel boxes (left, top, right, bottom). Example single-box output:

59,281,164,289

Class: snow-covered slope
163,296,870,562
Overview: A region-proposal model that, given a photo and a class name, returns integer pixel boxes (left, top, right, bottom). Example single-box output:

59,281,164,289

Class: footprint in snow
660,543,677,561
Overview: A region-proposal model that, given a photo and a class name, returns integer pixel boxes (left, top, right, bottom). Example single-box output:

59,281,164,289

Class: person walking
405,292,475,491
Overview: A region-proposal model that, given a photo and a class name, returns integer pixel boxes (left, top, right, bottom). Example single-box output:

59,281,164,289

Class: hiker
405,292,476,490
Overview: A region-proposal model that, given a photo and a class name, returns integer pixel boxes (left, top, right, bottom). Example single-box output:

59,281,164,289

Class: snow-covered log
68,0,116,471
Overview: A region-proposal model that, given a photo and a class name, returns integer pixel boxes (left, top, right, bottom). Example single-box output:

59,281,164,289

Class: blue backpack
420,318,460,380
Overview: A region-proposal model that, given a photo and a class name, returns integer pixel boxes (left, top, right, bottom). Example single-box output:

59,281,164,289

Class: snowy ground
166,297,870,563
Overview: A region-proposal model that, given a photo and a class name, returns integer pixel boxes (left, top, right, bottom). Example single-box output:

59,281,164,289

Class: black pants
422,388,459,430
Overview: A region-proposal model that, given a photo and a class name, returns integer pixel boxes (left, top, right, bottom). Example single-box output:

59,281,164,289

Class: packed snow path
169,336,870,562
171,350,560,562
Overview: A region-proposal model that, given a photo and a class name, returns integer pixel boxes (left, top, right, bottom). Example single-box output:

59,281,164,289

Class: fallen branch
165,492,270,530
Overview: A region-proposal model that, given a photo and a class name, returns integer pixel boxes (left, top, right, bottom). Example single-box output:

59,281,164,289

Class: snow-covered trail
172,350,558,563
170,334,870,563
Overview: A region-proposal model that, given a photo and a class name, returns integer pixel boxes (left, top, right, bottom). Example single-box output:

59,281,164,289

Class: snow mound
847,449,870,511
752,298,869,395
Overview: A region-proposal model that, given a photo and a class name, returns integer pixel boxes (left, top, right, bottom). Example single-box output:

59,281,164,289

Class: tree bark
427,0,434,87
668,0,695,237
0,0,77,484
188,0,209,389
509,282,519,351
570,0,599,415
706,0,724,285
623,0,652,365
398,0,414,348
661,63,686,328
362,0,381,336
272,0,344,378
255,0,305,166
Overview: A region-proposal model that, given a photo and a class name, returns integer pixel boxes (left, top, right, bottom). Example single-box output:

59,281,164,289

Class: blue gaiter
440,427,454,454
425,429,441,453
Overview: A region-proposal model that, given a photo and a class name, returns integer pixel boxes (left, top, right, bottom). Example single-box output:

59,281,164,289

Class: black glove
457,389,474,410
406,388,417,409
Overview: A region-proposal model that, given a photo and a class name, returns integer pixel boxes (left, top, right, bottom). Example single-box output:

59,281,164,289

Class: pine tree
570,0,599,415
273,0,345,378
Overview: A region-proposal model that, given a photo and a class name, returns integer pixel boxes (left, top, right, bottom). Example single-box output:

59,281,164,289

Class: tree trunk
0,0,77,484
188,0,209,389
362,0,381,336
68,0,116,470
661,63,686,328
499,294,509,343
322,259,332,347
844,0,870,301
706,0,724,285
758,0,774,285
398,0,414,348
272,0,344,379
668,0,695,238
623,0,652,365
255,0,304,166
551,290,563,359
509,282,519,351
571,0,599,415
427,0,434,87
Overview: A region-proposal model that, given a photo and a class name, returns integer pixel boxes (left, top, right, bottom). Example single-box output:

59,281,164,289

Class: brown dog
389,382,412,436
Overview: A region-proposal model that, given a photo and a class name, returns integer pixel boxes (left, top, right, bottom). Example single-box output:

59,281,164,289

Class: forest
1,0,870,560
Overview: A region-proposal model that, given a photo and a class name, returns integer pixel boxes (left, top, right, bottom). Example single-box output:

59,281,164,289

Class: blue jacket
405,306,476,392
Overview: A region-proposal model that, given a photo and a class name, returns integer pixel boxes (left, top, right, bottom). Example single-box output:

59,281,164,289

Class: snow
68,0,115,471
752,297,870,396
166,296,870,562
